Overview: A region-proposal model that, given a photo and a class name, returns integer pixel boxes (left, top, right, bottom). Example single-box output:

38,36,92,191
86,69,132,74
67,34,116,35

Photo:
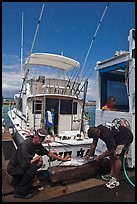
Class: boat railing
29,77,80,96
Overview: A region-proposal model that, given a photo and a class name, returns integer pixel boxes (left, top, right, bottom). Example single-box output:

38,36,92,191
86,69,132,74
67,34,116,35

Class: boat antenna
19,3,45,96
24,3,45,76
73,2,110,95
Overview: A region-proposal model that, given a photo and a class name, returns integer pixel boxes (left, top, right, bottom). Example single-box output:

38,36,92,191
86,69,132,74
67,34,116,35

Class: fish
59,157,94,167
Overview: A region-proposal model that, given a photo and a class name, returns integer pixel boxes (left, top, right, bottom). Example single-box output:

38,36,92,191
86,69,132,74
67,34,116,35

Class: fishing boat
7,3,135,170
7,50,93,169
7,5,93,170
94,28,135,168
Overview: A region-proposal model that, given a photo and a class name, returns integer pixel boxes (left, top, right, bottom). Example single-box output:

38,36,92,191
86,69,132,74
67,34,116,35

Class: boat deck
2,125,135,202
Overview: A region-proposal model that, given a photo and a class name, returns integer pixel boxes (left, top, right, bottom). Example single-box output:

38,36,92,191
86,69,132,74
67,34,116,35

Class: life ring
112,118,131,129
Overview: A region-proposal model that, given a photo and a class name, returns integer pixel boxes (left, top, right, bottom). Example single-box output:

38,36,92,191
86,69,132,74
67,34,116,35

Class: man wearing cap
7,128,70,199
84,124,133,189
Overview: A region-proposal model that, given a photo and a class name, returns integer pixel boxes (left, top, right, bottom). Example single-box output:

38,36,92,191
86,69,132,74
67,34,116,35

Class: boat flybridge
94,28,135,168
8,53,92,169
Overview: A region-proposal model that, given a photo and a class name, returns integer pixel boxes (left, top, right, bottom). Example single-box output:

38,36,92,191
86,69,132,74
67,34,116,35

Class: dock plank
2,169,14,196
2,125,17,196
2,170,135,202
2,177,106,202
2,126,14,141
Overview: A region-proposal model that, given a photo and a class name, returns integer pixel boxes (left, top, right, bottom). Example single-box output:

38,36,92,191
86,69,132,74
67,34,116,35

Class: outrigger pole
74,2,110,95
15,12,24,127
21,12,24,76
19,3,45,99
17,4,45,131
20,12,24,129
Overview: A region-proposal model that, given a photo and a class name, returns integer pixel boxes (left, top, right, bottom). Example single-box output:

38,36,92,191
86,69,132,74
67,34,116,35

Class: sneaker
105,177,120,189
101,174,112,181
38,186,44,191
13,193,33,199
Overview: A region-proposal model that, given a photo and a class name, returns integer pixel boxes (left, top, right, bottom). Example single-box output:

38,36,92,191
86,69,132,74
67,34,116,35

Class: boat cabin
95,29,135,168
13,53,89,140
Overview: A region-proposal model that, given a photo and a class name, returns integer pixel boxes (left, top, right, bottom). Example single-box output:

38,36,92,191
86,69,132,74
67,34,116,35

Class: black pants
9,163,40,195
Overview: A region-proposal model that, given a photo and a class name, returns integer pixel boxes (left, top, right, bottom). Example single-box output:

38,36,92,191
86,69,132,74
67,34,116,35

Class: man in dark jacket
84,124,133,189
7,128,70,199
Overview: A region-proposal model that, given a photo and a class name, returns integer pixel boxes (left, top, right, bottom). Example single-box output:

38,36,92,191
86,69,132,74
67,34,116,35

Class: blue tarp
99,62,126,73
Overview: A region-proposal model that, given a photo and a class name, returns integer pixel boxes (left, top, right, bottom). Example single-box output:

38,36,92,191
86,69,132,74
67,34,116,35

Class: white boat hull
8,108,93,170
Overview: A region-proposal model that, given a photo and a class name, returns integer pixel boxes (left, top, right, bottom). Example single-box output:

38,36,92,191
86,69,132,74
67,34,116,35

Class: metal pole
80,79,88,136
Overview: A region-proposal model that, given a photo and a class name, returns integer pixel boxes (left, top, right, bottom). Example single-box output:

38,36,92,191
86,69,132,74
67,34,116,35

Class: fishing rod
61,63,80,94
68,66,82,96
63,2,110,96
75,69,96,96
73,2,110,95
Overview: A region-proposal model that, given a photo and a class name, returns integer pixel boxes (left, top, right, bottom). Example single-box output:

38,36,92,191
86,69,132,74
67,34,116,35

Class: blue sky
2,2,135,100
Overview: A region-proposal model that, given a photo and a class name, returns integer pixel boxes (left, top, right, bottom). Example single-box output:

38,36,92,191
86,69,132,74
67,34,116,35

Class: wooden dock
2,127,106,202
2,126,17,196
2,125,135,202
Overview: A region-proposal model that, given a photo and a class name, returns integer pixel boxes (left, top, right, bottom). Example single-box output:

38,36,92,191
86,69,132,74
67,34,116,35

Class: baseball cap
36,128,48,137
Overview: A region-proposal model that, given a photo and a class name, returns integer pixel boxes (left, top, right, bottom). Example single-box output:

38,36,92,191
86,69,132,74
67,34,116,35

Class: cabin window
73,102,77,114
17,98,22,111
60,99,72,114
100,72,129,112
45,98,77,114
32,100,42,114
46,99,59,112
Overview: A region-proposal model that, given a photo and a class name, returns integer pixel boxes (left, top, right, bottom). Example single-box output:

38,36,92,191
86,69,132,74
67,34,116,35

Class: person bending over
84,124,133,189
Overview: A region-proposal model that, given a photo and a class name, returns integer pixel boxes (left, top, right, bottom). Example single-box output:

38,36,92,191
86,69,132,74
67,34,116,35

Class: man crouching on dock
7,128,70,199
